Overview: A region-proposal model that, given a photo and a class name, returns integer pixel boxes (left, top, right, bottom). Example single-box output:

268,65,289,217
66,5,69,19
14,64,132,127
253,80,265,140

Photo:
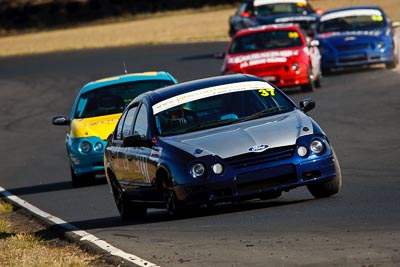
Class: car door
107,105,138,184
124,103,157,186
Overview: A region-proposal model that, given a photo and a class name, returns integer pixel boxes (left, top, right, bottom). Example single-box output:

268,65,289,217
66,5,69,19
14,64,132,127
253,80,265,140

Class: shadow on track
7,177,107,196
64,197,314,231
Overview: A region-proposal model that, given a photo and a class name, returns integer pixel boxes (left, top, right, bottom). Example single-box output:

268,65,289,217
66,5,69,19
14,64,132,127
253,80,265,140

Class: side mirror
123,135,148,147
52,115,70,125
300,98,316,113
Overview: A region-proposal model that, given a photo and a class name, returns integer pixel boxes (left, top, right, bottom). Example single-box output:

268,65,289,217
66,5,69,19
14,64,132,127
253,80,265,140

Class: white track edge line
0,186,159,267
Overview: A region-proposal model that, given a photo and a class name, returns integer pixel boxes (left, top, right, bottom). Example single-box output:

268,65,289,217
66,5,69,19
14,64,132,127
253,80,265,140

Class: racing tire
314,70,323,88
70,166,95,188
385,59,398,69
321,68,331,76
162,179,189,217
307,148,342,198
301,68,316,92
110,176,147,220
385,46,399,69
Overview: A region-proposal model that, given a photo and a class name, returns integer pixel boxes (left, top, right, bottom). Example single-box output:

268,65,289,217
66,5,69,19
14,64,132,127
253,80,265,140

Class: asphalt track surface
1,42,400,267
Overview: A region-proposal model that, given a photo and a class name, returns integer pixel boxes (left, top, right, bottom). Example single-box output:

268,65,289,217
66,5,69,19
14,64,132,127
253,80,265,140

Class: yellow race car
52,71,177,187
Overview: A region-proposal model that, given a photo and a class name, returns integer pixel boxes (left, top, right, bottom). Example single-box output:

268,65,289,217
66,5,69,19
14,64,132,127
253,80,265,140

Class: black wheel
314,69,323,88
321,68,331,76
307,148,342,198
70,166,95,188
162,179,188,217
301,67,316,92
385,46,399,69
110,176,147,220
385,59,397,69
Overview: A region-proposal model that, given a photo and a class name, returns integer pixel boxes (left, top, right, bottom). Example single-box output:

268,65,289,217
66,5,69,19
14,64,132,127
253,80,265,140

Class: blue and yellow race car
315,5,400,73
52,71,177,187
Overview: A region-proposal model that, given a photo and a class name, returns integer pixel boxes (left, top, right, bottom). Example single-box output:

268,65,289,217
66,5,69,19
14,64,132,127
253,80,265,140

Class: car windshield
74,80,174,118
229,30,303,54
254,3,314,16
317,9,387,33
154,85,296,136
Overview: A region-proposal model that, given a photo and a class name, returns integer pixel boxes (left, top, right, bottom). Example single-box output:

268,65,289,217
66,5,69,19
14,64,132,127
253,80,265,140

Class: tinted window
122,106,137,138
115,110,128,140
133,105,148,139
254,3,314,16
318,10,387,33
154,87,295,136
74,80,174,119
230,30,303,54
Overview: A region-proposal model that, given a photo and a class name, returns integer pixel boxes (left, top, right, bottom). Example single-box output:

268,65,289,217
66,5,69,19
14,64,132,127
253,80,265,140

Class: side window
121,106,138,138
115,110,128,140
132,104,148,139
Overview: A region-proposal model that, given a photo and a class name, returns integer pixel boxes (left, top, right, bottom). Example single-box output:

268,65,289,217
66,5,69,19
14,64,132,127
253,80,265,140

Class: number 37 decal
258,88,275,96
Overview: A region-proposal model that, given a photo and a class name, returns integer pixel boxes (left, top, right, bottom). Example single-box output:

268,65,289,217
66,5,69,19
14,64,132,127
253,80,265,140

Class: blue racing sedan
104,74,341,219
315,5,400,73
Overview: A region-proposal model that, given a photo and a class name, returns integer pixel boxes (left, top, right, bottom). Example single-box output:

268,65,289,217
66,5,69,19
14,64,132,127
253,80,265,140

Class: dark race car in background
228,0,322,37
315,5,400,73
104,74,341,220
221,24,322,92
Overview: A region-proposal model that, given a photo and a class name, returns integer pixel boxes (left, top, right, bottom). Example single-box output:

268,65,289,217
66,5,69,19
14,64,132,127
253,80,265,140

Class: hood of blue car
318,30,383,44
161,110,314,159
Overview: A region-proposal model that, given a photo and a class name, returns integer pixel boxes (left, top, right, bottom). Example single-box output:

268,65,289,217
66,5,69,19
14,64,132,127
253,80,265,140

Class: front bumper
321,48,394,69
176,155,337,206
67,137,107,176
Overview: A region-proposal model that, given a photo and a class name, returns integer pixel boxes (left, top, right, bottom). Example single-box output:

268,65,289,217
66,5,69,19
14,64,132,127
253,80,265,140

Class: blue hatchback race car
52,71,177,187
315,5,400,73
104,74,342,219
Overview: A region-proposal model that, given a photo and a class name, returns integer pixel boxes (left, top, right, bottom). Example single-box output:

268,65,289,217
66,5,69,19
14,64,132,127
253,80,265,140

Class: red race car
221,24,322,92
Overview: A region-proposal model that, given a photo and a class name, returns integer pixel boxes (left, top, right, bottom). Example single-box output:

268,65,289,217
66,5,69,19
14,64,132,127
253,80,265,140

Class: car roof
254,0,308,7
321,5,384,16
319,5,386,22
133,74,267,107
235,23,303,36
80,71,176,94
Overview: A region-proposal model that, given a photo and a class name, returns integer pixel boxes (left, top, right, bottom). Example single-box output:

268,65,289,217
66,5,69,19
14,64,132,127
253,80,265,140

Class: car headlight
297,145,308,157
376,41,385,50
211,163,224,175
79,141,92,153
191,163,206,178
93,142,104,152
291,62,300,71
310,139,325,154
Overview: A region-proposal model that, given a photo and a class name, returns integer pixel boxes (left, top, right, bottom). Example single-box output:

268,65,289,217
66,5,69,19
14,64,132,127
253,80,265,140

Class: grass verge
0,198,108,267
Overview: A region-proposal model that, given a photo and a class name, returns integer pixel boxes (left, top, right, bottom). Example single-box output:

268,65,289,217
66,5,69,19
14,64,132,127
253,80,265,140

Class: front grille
237,174,296,194
247,65,281,74
225,145,295,169
339,54,367,63
335,43,369,52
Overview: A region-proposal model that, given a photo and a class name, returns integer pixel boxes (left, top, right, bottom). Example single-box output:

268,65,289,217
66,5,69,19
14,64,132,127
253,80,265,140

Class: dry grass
0,1,399,57
0,200,101,267
0,232,98,266
0,200,13,214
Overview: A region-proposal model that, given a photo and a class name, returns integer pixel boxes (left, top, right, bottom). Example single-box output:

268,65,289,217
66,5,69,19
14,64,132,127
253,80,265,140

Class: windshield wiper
182,119,237,133
238,106,290,122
